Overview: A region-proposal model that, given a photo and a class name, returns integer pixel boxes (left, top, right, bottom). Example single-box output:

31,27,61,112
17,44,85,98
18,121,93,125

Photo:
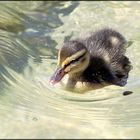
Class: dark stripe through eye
70,59,77,64
64,52,86,68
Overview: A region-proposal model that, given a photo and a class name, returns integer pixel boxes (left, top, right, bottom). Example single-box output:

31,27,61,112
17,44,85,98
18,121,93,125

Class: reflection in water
0,1,140,139
0,30,28,90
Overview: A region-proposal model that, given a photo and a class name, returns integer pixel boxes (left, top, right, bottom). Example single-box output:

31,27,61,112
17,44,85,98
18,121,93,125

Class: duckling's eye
63,59,77,68
63,52,86,68
70,59,77,64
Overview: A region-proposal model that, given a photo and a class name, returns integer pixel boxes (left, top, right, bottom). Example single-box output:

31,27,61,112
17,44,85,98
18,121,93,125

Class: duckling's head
50,40,90,84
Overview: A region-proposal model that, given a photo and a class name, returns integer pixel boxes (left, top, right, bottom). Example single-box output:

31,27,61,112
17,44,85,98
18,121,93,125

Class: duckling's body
50,28,132,90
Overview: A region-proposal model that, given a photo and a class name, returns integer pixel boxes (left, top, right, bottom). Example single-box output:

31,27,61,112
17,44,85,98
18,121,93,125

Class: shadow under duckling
50,28,132,92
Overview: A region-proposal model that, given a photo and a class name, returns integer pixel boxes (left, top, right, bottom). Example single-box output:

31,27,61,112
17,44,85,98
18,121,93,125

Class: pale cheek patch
80,57,86,62
64,65,72,73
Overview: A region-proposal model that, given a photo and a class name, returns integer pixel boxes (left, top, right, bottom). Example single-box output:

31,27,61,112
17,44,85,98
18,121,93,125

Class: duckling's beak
49,67,65,85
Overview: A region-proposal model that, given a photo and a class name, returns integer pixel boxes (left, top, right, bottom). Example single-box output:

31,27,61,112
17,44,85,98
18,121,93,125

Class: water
0,1,140,139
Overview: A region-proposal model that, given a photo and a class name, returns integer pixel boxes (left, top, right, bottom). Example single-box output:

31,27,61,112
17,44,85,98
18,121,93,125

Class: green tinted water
0,1,140,139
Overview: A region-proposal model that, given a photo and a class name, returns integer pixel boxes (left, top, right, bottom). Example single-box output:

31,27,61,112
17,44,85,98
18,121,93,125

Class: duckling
50,28,132,90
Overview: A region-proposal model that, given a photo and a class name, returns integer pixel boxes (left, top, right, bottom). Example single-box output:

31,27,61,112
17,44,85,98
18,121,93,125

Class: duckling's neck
65,73,82,89
66,69,88,89
66,54,91,89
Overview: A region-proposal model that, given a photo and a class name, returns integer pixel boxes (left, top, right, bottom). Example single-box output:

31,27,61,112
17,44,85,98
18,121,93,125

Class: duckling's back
84,28,126,62
81,28,131,86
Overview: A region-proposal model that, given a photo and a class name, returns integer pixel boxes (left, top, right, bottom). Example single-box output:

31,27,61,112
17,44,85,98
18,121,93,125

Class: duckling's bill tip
49,79,57,85
49,67,65,85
